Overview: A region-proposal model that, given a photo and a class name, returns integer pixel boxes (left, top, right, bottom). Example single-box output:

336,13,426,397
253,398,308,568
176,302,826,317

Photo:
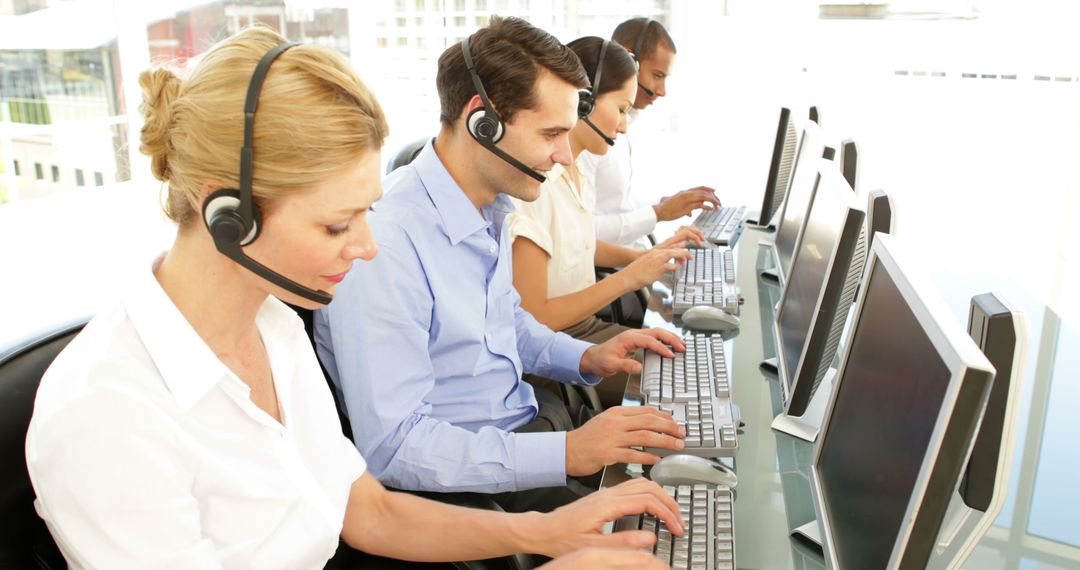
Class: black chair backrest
0,318,88,569
386,137,432,174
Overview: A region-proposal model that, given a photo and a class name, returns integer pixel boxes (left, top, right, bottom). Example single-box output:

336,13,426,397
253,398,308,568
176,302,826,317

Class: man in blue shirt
316,17,687,512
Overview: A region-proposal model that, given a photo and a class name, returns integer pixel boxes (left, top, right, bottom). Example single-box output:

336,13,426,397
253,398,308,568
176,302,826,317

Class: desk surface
602,226,1080,570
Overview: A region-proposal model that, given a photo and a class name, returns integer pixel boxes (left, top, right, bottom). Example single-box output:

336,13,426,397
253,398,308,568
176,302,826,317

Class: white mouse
681,306,741,332
649,454,738,489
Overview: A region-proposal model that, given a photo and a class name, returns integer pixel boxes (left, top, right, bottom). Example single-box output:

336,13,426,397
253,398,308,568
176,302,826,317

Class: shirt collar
412,139,494,245
124,256,304,414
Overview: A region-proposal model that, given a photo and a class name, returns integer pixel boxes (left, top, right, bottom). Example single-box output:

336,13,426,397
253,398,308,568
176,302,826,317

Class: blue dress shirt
315,140,599,493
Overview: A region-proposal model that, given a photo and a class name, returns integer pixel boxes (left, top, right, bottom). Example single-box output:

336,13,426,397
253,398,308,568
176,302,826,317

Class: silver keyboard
613,484,737,570
641,333,739,457
673,248,740,315
693,206,747,246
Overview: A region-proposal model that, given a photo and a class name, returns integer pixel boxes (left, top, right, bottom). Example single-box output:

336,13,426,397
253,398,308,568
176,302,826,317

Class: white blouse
26,259,366,569
508,162,598,300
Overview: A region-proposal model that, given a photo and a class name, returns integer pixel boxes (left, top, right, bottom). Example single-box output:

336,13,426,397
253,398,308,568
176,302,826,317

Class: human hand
539,548,671,569
523,478,685,558
653,186,721,221
579,328,685,377
621,248,692,290
566,406,685,476
655,225,705,248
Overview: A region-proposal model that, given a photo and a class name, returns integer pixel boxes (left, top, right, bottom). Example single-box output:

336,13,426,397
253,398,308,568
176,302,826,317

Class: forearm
525,272,635,332
594,240,640,268
346,482,550,560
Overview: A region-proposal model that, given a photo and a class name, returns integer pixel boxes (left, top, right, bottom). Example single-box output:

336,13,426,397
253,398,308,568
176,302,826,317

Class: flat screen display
817,262,952,569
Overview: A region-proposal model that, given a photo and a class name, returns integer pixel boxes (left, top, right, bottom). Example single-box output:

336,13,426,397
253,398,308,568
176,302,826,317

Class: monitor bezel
772,160,865,413
808,234,995,570
771,120,826,286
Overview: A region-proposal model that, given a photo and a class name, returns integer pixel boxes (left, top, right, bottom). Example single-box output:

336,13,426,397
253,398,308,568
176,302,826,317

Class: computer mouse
649,454,737,489
681,306,741,332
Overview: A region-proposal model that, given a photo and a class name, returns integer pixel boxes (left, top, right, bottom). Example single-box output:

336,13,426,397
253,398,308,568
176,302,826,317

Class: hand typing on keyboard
580,328,687,377
621,249,695,291
524,478,685,557
539,548,671,569
652,186,722,222
655,226,706,248
566,405,686,476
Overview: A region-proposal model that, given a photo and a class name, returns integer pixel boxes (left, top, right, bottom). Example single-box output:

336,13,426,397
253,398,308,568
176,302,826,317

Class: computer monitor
839,139,857,192
771,161,867,442
867,189,893,250
770,121,827,286
809,234,995,570
753,107,799,227
928,293,1027,570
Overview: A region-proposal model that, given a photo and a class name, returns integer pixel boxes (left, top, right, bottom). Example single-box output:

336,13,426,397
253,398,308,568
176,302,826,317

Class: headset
460,35,547,183
201,41,334,306
578,39,616,147
628,17,657,98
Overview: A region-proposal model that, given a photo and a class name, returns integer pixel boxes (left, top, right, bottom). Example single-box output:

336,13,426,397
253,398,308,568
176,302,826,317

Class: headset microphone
578,39,616,147
583,117,615,146
202,41,334,306
628,18,658,99
460,36,547,183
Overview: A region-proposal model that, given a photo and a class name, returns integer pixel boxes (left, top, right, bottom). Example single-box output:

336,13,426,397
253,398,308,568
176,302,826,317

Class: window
34,163,43,180
454,0,466,10
94,172,104,186
75,169,85,187
455,16,465,26
12,160,20,176
51,165,59,182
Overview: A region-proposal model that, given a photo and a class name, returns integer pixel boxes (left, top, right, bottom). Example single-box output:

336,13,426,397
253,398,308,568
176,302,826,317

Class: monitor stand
759,356,779,376
792,519,824,553
759,267,781,287
770,368,836,442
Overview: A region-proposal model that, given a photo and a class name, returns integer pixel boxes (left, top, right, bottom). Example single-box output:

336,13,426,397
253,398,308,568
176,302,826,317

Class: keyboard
693,206,747,246
673,247,740,315
639,333,739,457
612,484,737,570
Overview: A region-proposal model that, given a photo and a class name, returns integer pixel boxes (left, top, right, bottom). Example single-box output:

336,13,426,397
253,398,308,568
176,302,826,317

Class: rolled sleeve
506,211,553,255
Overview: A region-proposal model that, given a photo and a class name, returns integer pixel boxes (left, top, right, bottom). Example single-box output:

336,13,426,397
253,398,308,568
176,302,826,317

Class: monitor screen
777,162,846,393
776,163,865,419
774,122,826,282
816,261,952,569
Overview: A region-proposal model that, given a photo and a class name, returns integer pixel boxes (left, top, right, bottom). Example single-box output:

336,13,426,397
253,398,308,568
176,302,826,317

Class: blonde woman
24,28,678,569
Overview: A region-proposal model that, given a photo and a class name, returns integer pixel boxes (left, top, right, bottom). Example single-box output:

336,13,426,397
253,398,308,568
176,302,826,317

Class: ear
197,182,227,210
466,93,494,115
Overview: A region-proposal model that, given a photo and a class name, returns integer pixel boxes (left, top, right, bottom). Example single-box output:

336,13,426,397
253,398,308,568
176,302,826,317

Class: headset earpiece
203,188,261,248
467,106,504,144
577,88,596,119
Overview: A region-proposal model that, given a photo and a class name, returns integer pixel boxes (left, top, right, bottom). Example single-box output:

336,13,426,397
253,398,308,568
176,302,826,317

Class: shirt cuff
552,333,602,386
632,205,659,236
513,431,568,489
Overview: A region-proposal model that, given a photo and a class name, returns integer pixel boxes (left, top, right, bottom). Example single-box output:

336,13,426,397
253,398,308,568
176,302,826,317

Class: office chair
0,317,88,569
287,305,533,570
387,137,432,174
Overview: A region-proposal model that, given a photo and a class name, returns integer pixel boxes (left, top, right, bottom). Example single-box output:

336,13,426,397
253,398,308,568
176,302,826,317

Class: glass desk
601,226,1080,570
